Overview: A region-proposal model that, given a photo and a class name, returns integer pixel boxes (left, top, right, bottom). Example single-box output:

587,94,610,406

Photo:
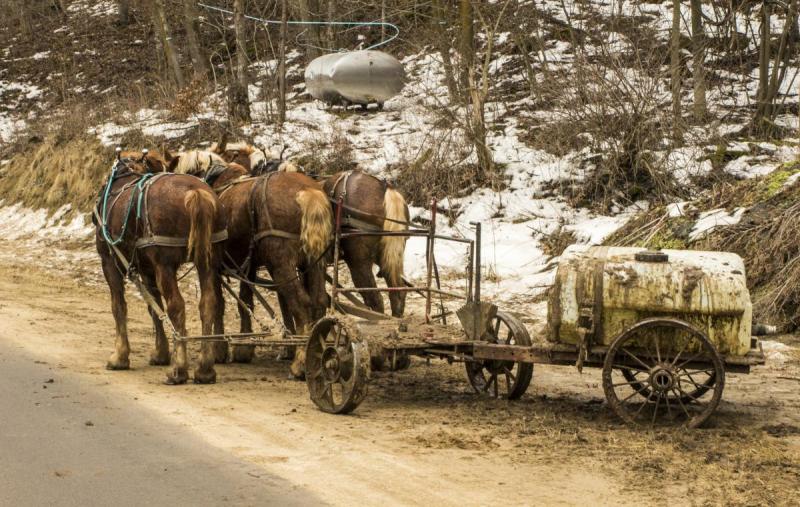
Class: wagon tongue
457,302,497,341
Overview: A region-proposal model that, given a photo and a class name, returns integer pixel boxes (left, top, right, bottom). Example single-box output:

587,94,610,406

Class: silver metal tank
304,50,405,106
548,246,753,356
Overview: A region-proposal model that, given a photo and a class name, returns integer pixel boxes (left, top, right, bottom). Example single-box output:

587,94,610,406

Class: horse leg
346,257,384,314
304,260,329,322
271,262,312,379
212,261,227,364
101,250,130,370
141,271,170,366
381,268,406,318
231,267,256,364
193,262,219,384
155,263,190,385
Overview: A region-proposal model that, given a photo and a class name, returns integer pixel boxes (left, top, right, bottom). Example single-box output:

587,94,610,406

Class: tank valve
752,323,778,336
635,249,669,263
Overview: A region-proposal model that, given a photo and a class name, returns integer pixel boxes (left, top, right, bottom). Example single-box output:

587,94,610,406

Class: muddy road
1,238,799,506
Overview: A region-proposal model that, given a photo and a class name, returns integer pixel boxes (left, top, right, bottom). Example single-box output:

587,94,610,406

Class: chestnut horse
169,150,331,377
94,150,227,385
324,170,410,317
210,140,302,175
211,142,409,317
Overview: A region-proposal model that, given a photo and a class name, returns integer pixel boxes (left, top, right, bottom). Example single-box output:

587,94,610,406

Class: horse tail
380,187,408,284
296,188,332,263
184,189,217,269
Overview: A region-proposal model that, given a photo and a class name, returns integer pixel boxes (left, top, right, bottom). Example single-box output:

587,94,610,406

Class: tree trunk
278,0,288,126
459,0,474,94
152,0,185,88
433,0,458,102
118,0,130,26
229,0,251,123
690,0,706,121
182,0,209,77
755,1,771,124
762,0,799,123
296,0,321,59
326,0,336,49
670,0,682,143
381,0,386,42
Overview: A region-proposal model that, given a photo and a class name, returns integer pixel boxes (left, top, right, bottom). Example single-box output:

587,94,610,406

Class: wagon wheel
602,318,725,429
465,311,533,400
305,317,370,414
620,368,716,405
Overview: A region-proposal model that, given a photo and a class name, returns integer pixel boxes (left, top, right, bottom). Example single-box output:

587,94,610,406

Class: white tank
304,50,405,106
548,246,753,356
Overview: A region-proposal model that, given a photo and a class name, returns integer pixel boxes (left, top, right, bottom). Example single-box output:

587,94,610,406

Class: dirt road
1,239,799,506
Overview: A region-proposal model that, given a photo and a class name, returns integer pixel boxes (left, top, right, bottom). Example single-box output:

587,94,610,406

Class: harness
94,161,228,261
328,170,406,231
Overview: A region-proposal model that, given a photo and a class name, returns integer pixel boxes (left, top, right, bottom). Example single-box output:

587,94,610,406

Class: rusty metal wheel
305,317,370,414
620,368,716,405
602,318,725,429
465,311,533,400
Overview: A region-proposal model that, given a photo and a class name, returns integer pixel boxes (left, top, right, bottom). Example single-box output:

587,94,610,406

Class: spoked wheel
620,368,716,405
305,317,370,414
465,310,533,400
602,318,725,428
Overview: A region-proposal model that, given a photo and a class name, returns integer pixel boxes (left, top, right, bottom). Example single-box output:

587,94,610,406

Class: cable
197,2,400,51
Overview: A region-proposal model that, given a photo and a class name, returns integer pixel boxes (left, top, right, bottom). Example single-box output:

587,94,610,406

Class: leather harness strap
250,173,301,242
135,230,229,249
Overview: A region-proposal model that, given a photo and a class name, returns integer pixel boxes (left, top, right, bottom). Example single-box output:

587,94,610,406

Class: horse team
93,141,410,385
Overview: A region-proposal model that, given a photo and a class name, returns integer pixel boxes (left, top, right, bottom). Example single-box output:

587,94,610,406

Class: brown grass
0,136,113,215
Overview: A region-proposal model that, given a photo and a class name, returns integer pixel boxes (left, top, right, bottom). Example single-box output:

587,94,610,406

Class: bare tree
229,0,251,123
118,0,130,26
459,0,474,91
754,0,799,131
151,0,185,88
432,0,458,102
278,0,288,126
670,0,682,143
182,0,209,77
690,0,707,121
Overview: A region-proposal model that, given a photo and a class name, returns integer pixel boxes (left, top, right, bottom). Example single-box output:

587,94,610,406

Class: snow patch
689,208,745,242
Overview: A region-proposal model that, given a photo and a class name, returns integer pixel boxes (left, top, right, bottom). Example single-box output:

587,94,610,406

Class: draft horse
94,150,227,384
168,150,331,378
211,141,410,318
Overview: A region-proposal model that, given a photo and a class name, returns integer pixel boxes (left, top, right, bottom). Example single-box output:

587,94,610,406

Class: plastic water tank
547,245,753,356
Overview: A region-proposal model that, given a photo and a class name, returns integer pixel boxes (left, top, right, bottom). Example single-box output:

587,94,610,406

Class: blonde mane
174,150,227,175
211,141,278,171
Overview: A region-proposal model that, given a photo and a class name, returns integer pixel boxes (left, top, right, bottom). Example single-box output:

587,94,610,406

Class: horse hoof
106,354,130,370
213,343,229,364
164,371,189,385
231,345,255,363
277,346,295,361
148,353,170,366
289,361,306,380
193,369,217,385
106,360,130,371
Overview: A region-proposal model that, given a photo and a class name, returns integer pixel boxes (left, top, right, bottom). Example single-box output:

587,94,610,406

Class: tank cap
635,249,669,263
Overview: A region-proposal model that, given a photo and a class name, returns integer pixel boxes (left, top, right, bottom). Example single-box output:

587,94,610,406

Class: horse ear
215,131,228,153
167,155,181,173
163,148,174,162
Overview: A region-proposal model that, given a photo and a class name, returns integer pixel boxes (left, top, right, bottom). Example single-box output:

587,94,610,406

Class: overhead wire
196,2,400,51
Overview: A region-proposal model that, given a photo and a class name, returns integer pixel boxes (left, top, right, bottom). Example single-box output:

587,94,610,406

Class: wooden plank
472,343,551,364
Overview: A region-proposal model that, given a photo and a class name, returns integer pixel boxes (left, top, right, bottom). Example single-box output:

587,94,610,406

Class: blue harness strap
99,162,154,246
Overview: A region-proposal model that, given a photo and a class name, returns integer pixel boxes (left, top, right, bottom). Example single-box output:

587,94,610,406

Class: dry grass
0,136,113,214
607,161,800,331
